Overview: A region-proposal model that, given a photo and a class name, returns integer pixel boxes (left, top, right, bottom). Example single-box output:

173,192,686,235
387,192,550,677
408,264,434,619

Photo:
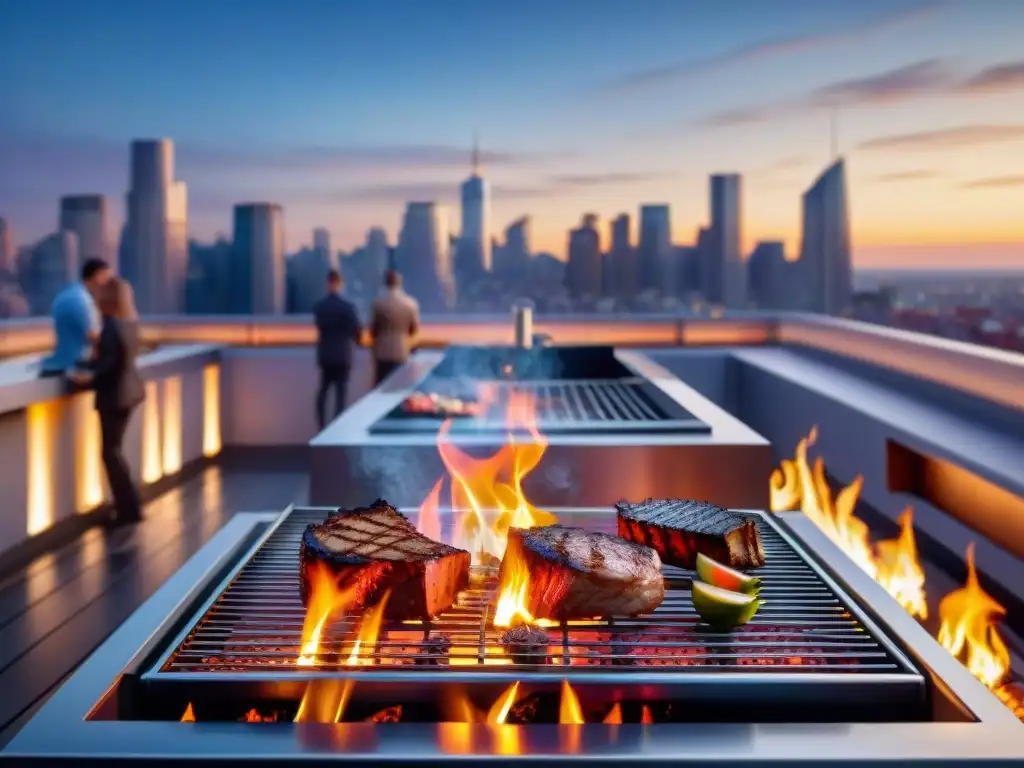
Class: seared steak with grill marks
499,525,664,621
615,498,765,569
299,499,470,620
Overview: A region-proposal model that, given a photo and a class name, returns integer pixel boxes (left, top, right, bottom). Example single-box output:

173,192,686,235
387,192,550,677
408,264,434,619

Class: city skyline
1,0,1023,268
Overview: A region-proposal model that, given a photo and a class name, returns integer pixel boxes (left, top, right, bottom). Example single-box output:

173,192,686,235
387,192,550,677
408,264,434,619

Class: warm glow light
640,705,654,724
297,562,357,666
26,400,59,536
294,679,354,724
558,680,585,724
875,508,928,620
72,392,105,512
937,543,1011,690
345,592,391,666
417,477,443,541
202,364,221,458
603,703,622,724
161,376,183,476
141,380,162,484
180,703,195,722
486,681,521,725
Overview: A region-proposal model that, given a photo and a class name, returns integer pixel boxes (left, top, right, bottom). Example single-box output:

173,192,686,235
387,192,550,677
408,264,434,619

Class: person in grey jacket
71,276,145,526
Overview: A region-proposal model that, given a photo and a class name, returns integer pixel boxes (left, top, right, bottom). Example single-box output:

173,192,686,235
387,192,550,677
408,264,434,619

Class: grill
138,507,925,721
370,378,710,435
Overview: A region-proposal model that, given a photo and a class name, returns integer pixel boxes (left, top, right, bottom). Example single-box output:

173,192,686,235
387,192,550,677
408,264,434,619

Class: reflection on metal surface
162,375,183,476
73,391,105,512
142,380,162,484
203,364,221,458
26,399,58,535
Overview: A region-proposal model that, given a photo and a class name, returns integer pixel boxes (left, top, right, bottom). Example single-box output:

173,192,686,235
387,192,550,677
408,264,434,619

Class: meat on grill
499,525,664,621
299,499,470,620
615,498,765,570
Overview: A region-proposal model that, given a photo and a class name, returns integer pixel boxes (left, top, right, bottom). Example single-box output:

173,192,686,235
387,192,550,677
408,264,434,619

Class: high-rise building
120,139,188,313
798,159,852,315
609,213,634,300
365,227,389,281
395,202,454,312
746,241,788,309
0,217,14,273
456,139,491,285
496,216,531,284
313,228,331,256
566,214,602,300
231,203,286,314
59,195,108,269
25,231,78,314
638,205,671,292
706,174,745,308
185,238,232,314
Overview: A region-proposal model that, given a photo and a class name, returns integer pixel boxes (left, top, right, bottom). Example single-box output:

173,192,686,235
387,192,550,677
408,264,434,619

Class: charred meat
401,392,481,418
499,525,664,621
615,498,765,569
299,499,471,620
500,624,550,664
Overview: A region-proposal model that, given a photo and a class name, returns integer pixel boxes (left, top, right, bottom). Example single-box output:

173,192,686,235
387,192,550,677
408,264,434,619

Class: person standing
70,277,145,526
39,258,112,379
370,270,419,386
312,269,362,430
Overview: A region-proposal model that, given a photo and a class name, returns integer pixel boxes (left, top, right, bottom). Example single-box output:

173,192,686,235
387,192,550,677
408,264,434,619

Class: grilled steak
299,499,470,620
615,498,765,569
499,525,664,621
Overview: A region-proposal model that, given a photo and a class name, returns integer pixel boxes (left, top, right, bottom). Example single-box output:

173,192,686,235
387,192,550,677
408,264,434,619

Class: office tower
231,203,286,314
0,217,14,273
609,213,635,300
706,174,745,308
287,228,334,312
566,213,602,300
365,227,389,281
798,159,852,315
120,139,188,313
497,216,531,284
674,244,700,297
185,238,232,314
313,228,331,256
395,202,455,312
456,138,491,286
747,241,787,309
59,195,108,269
638,205,671,292
25,231,78,314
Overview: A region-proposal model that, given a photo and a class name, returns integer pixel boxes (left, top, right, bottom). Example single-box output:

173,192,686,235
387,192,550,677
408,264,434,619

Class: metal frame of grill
137,506,925,719
370,377,711,435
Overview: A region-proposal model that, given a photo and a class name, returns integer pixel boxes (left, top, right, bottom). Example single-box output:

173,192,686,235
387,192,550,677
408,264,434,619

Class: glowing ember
486,681,522,724
937,543,1011,690
875,508,928,620
297,562,357,667
180,703,195,722
640,705,654,724
558,680,585,724
435,390,557,564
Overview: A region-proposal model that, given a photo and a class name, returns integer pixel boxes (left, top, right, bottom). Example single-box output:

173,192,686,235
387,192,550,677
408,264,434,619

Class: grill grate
154,508,919,678
372,378,710,435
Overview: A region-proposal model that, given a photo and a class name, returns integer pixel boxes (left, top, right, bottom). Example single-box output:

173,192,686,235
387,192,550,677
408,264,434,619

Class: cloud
547,171,673,186
960,175,1024,189
876,170,938,182
597,0,945,94
858,125,1024,150
958,60,1024,95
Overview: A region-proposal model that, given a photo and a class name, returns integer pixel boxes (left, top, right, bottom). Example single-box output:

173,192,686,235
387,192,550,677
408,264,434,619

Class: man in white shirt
369,270,420,385
40,258,112,378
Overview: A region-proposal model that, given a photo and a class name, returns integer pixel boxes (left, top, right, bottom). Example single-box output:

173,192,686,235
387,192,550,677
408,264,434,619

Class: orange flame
769,426,816,512
486,681,521,725
640,705,654,724
875,508,928,620
417,477,443,541
602,703,622,724
297,562,357,667
180,703,195,722
345,592,391,665
937,544,1011,689
558,680,585,724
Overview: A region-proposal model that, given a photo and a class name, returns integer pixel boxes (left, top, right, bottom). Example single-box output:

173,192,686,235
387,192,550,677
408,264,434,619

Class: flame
297,562,357,666
345,591,391,665
436,390,557,564
875,508,928,620
558,680,585,724
602,703,622,724
640,705,654,724
937,544,1011,689
180,703,195,722
486,681,521,724
417,477,443,541
769,426,815,512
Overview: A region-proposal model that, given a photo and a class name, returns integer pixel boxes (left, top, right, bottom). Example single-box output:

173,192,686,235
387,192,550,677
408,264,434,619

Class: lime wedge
695,553,762,596
691,580,762,629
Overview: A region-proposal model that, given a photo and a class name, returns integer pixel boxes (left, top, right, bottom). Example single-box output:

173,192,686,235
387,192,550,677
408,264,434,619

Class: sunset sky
0,0,1022,268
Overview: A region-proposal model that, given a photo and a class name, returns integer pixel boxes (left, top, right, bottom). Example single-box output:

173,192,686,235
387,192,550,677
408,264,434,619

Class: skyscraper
0,217,14,273
59,195,108,267
120,139,188,313
365,227,389,280
566,214,602,300
609,213,634,300
746,240,787,309
456,138,491,285
313,228,331,257
798,159,852,315
497,216,531,284
395,202,454,312
638,205,671,292
706,174,745,308
231,203,286,314
25,231,78,314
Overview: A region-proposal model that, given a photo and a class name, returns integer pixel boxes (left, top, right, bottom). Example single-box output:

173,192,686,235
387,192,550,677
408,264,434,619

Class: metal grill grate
152,508,920,682
372,378,710,435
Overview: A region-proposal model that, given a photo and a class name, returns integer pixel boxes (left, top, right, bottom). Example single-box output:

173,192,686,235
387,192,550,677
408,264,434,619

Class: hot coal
500,625,550,664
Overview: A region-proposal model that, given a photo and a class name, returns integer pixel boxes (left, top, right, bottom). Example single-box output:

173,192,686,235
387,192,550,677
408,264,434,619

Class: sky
0,0,1022,269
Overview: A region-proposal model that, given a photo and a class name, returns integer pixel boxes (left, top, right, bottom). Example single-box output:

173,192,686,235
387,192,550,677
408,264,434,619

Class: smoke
350,447,441,509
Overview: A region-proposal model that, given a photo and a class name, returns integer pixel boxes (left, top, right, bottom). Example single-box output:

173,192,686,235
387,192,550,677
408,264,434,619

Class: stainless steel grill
371,378,710,435
142,507,924,718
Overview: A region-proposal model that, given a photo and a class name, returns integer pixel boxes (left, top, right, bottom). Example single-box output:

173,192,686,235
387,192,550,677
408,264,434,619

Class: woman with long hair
72,277,146,526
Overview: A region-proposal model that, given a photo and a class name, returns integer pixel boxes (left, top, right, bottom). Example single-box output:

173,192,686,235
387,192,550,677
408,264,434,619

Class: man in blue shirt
39,258,113,378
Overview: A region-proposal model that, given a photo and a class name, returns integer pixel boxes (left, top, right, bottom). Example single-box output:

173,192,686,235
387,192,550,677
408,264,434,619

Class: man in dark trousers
312,270,362,430
369,270,420,385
